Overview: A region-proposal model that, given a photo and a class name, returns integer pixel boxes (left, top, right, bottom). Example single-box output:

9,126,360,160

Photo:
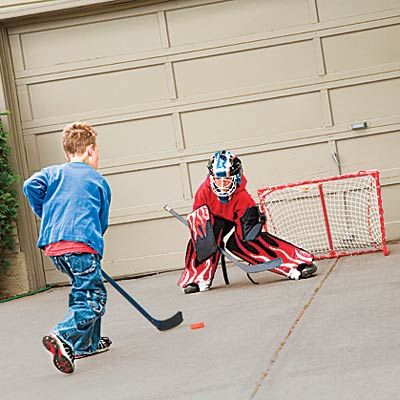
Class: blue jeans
50,253,107,357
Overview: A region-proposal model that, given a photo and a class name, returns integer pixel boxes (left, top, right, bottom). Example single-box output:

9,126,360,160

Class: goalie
179,150,317,294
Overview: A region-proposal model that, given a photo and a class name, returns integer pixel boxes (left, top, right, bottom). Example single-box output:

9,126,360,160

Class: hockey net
257,170,388,260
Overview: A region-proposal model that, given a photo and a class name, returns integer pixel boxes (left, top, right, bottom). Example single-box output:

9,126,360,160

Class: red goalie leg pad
226,231,313,278
178,240,220,289
178,217,234,289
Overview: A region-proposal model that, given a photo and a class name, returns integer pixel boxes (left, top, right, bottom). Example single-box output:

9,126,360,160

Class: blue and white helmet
207,150,243,203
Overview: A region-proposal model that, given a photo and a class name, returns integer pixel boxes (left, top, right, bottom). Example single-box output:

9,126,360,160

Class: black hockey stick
220,253,230,285
222,251,259,285
101,270,183,331
164,205,282,274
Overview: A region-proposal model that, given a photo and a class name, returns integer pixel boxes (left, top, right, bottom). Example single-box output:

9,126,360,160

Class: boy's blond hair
62,122,97,155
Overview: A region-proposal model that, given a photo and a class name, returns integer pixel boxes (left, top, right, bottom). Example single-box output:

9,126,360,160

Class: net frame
257,170,389,260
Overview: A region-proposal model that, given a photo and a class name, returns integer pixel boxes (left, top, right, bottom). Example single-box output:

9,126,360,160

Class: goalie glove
187,205,218,263
240,206,265,242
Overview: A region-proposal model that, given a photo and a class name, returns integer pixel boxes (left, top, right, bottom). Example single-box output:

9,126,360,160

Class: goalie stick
101,270,183,331
220,253,230,285
164,205,283,274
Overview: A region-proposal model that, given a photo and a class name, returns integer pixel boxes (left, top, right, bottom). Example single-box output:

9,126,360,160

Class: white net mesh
257,171,386,259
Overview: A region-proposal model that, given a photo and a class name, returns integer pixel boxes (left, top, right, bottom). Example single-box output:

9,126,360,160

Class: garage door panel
34,131,65,168
181,93,322,148
337,131,400,174
381,184,400,240
323,25,400,74
23,134,41,172
316,0,400,21
166,0,310,47
107,165,183,210
102,252,184,277
330,78,400,125
174,40,316,98
26,65,169,120
32,115,177,170
103,218,187,271
10,13,162,71
187,159,209,197
240,143,337,189
97,116,177,164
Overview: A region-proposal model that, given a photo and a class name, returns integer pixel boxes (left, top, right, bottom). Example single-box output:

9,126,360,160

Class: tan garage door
5,0,400,284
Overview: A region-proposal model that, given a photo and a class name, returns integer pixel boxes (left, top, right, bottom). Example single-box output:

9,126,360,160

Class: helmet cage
210,176,237,200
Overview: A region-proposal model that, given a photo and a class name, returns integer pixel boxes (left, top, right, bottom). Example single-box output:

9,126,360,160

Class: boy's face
213,177,234,193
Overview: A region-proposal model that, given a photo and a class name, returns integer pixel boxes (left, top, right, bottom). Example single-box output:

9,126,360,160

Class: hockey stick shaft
164,205,282,273
220,254,230,285
101,270,183,331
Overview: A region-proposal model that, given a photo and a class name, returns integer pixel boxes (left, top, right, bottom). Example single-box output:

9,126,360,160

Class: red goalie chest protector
192,175,254,239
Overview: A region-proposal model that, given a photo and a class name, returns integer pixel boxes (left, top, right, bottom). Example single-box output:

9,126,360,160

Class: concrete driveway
1,243,399,400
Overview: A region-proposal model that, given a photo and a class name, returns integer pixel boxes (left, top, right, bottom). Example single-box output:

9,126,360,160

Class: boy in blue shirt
23,122,112,374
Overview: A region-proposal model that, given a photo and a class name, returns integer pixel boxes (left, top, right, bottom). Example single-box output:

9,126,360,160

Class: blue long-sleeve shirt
23,162,111,257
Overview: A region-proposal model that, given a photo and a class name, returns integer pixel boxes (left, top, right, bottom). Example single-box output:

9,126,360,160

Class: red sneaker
42,333,75,374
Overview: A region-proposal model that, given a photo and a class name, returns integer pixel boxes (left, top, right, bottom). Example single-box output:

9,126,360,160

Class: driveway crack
249,258,339,399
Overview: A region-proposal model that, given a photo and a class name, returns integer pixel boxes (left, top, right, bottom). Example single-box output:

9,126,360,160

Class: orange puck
190,322,205,330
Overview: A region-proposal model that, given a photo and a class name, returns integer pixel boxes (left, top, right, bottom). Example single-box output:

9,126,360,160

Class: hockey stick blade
102,270,183,331
164,205,283,274
219,247,282,273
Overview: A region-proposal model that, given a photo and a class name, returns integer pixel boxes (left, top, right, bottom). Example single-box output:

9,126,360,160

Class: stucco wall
0,251,30,299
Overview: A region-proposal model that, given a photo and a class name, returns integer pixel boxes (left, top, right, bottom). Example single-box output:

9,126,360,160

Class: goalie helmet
207,150,243,202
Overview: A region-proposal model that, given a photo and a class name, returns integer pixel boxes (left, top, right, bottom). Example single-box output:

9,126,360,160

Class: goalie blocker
187,205,265,263
187,206,218,263
188,206,264,263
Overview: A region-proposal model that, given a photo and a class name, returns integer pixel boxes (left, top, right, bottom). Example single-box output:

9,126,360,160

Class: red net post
317,183,336,258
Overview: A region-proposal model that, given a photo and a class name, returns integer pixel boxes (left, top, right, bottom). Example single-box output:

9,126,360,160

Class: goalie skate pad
188,205,218,263
240,206,264,242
